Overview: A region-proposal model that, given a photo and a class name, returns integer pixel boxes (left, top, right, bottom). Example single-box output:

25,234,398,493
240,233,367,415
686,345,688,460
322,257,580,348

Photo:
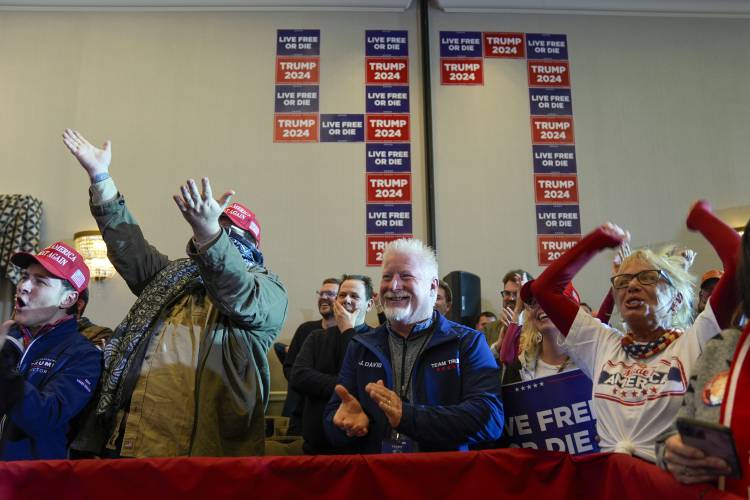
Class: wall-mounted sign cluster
440,31,581,266
364,30,413,266
272,29,413,265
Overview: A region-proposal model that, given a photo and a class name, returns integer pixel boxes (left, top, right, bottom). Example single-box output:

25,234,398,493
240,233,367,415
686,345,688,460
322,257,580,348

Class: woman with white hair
530,201,740,462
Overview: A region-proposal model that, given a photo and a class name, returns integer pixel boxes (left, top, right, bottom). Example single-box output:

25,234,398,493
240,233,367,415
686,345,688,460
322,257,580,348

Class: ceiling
0,0,748,16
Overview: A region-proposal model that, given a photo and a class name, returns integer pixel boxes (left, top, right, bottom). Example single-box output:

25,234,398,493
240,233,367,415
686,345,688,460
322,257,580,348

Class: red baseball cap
222,202,261,245
521,279,580,306
11,242,90,292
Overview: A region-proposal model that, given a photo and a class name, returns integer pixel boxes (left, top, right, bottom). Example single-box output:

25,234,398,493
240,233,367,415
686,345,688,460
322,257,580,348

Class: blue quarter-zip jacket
0,317,102,460
323,313,503,453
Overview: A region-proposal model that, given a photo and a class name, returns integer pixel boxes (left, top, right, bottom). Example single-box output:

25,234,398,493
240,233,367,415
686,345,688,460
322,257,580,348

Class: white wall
429,11,750,313
1,6,749,399
0,8,423,393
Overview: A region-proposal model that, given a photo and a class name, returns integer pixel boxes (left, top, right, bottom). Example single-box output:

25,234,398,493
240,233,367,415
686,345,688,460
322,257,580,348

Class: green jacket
82,194,287,457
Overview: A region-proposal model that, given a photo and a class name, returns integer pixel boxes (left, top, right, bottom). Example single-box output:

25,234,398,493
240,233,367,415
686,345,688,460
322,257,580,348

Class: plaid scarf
620,329,682,359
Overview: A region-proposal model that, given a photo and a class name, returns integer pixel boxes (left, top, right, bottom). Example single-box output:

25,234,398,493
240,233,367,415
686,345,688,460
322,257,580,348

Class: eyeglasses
610,269,671,290
316,291,337,299
501,291,517,299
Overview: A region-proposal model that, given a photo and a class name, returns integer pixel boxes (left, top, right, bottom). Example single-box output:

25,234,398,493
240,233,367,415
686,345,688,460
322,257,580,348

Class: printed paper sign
366,204,412,234
274,85,319,113
366,86,410,113
276,57,320,84
439,31,483,58
483,32,525,59
320,114,364,142
366,114,410,142
367,235,411,267
531,116,575,145
365,30,408,57
366,144,411,173
276,29,320,56
536,205,581,235
366,173,411,203
527,61,570,88
537,235,582,266
533,145,577,174
440,58,484,85
534,174,579,204
502,370,599,455
526,33,569,60
273,113,319,143
529,88,573,116
366,57,409,85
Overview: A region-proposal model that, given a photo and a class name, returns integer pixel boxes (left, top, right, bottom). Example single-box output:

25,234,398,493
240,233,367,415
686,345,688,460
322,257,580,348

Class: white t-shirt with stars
564,305,720,462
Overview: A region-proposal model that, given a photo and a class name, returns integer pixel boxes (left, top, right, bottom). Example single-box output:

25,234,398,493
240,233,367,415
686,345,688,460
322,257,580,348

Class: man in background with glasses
483,269,533,360
282,278,341,435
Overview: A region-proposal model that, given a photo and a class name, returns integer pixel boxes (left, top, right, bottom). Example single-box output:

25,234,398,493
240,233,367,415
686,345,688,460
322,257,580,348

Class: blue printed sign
526,33,568,60
366,30,409,57
366,203,412,234
276,29,321,56
529,88,573,116
274,85,319,113
532,145,577,174
502,369,599,455
320,114,364,142
536,205,581,235
439,31,483,58
366,143,411,172
366,85,409,113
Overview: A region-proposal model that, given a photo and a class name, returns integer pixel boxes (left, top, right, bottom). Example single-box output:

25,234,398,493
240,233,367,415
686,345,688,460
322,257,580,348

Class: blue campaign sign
366,30,409,57
366,204,412,234
439,31,483,58
536,205,581,235
366,85,409,113
502,369,599,455
532,145,577,174
274,85,319,113
276,29,321,56
320,114,364,142
366,143,411,172
526,33,568,60
529,88,573,116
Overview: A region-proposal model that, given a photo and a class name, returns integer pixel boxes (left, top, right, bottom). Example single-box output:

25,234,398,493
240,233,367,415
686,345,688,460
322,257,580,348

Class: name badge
381,429,415,454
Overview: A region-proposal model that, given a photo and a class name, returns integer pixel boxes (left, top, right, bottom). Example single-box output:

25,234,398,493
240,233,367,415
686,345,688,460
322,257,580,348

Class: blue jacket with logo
0,317,102,460
323,313,503,453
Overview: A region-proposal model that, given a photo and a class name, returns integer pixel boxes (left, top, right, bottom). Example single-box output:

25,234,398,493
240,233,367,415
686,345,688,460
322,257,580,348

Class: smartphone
676,417,742,480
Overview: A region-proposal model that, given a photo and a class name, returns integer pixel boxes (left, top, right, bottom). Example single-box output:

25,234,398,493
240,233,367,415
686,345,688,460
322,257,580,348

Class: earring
535,332,542,344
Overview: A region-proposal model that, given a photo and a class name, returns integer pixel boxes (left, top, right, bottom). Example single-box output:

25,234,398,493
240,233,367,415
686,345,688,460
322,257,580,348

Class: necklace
621,328,683,359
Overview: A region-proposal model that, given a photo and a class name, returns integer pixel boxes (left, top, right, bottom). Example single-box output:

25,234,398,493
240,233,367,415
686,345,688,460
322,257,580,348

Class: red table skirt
0,449,738,499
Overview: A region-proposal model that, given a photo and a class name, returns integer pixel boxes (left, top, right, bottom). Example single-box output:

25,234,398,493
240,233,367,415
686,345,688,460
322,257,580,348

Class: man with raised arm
63,129,288,457
323,238,503,453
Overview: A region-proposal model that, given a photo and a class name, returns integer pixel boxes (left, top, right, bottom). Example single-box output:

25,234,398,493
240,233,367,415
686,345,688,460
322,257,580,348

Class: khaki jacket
87,194,288,457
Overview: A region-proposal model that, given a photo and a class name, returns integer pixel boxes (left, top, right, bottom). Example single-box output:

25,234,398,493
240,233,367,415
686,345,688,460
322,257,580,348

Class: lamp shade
74,230,116,280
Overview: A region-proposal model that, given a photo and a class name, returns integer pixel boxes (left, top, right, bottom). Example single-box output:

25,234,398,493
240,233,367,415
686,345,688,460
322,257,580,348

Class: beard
318,301,334,319
383,304,413,323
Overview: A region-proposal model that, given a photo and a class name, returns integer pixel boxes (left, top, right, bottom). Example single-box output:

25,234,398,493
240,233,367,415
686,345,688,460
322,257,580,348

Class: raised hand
62,129,112,182
365,379,402,428
173,177,234,244
600,222,629,248
332,385,370,437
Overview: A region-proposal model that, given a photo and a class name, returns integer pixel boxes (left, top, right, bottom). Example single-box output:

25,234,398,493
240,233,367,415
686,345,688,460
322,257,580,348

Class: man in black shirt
291,275,373,454
282,278,340,435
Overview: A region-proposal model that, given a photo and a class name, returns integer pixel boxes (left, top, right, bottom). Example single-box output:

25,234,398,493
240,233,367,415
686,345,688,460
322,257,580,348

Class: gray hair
382,238,439,280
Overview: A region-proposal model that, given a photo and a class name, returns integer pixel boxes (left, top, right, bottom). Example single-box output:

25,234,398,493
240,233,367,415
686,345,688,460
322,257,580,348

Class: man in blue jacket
324,238,503,453
0,242,102,460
